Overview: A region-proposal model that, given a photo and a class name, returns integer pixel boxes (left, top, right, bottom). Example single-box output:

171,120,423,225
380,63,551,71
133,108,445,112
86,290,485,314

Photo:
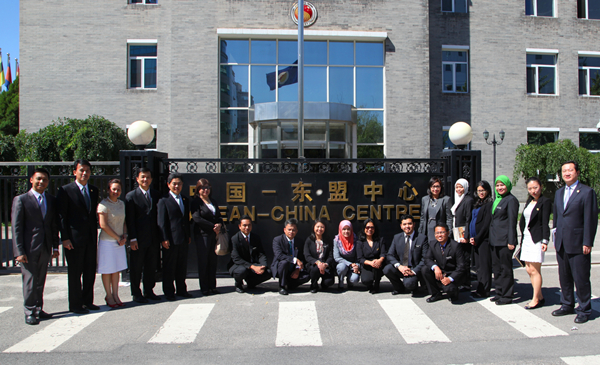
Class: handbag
215,229,230,256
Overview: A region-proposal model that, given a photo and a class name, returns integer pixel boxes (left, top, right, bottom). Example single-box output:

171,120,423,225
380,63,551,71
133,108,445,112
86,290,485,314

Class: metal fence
0,161,120,269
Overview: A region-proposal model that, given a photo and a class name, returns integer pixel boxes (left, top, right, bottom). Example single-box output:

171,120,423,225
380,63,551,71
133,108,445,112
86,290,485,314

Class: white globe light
128,120,154,147
448,121,473,146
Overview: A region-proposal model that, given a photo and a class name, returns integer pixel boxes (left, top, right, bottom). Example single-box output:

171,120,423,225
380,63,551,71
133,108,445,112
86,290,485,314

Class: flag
0,49,5,92
2,53,11,92
266,60,298,91
15,58,19,78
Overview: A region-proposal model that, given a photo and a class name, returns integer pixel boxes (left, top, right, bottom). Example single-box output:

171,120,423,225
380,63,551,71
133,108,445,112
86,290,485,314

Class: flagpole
297,0,305,158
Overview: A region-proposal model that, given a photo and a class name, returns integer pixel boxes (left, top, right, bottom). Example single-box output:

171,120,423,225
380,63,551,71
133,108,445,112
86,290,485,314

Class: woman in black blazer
451,178,474,289
518,177,551,310
191,178,224,296
355,219,386,294
488,175,519,305
419,176,453,243
469,181,494,298
304,219,335,293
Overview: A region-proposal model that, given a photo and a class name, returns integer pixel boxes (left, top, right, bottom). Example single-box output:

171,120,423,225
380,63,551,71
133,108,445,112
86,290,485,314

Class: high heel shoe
113,296,125,307
524,298,545,310
105,297,118,308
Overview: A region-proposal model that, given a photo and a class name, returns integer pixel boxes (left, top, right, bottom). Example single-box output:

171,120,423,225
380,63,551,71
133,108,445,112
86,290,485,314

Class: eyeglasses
365,226,375,230
476,189,486,193
431,185,441,189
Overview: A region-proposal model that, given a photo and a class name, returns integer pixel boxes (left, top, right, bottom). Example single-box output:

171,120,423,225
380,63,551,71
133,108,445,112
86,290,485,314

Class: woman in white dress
97,179,128,308
518,177,551,310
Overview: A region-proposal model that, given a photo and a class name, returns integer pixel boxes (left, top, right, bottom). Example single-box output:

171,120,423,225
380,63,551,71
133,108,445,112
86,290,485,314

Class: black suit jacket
270,234,304,278
519,195,551,244
56,182,99,247
125,187,161,247
230,231,267,268
191,197,224,239
387,231,428,274
12,191,59,257
553,182,598,254
489,193,519,247
355,237,386,265
304,237,335,268
453,195,474,240
469,201,492,246
424,239,465,281
157,193,190,246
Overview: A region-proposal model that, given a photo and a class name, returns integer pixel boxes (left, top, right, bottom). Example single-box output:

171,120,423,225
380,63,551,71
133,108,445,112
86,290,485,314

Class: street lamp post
483,129,505,180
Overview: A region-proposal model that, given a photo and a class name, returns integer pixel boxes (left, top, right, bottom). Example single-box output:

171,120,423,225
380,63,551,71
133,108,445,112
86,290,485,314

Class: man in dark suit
228,215,271,293
552,161,598,324
383,214,429,295
57,159,100,314
157,172,191,301
12,168,60,325
422,224,465,303
125,167,162,303
271,218,310,295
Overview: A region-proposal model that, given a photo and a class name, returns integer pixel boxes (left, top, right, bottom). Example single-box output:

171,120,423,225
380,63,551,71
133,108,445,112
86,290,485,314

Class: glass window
527,131,558,145
281,122,298,141
526,53,557,95
578,0,600,19
443,129,457,149
278,40,298,65
358,146,384,158
278,66,299,102
251,40,276,64
580,132,600,150
304,122,327,141
526,0,554,16
305,41,327,65
221,40,249,64
329,42,354,65
129,44,157,89
442,0,468,13
442,50,469,93
221,145,249,159
357,111,383,143
356,43,384,66
330,122,346,142
130,0,157,3
261,122,278,141
356,68,383,108
329,67,354,104
220,110,248,143
579,56,600,96
304,66,327,102
251,65,276,104
220,65,249,107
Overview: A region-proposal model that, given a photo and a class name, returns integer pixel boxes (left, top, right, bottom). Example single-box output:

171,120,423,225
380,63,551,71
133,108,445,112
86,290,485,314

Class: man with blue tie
271,218,310,295
552,161,598,324
157,173,191,301
12,168,60,325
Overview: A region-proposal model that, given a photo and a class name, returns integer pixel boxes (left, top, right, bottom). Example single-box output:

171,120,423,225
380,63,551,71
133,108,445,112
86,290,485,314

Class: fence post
440,150,482,195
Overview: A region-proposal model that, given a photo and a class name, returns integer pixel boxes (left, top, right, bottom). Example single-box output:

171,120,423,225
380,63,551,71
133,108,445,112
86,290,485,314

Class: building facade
20,0,600,196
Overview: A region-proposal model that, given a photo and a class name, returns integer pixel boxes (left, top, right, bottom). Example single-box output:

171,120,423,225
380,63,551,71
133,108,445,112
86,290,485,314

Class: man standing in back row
552,161,597,324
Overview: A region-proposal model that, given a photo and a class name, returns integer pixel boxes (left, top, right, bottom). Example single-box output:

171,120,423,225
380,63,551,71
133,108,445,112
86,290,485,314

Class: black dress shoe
201,290,210,296
70,307,89,314
496,299,512,305
489,296,500,302
426,293,443,303
448,293,458,304
235,287,245,294
144,293,162,301
25,315,39,325
176,292,193,298
133,295,149,304
472,292,488,299
37,311,53,319
85,303,100,310
310,288,318,294
210,289,220,295
279,288,289,295
524,298,545,310
165,295,177,301
574,314,589,324
552,307,575,316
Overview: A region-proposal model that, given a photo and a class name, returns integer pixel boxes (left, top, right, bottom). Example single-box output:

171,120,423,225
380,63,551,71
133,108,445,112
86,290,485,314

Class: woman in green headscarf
488,175,519,305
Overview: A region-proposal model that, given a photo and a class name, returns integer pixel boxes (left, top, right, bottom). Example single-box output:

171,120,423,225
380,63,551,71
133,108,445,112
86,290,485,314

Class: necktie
402,235,410,266
177,195,184,214
82,187,91,212
564,186,571,208
289,240,293,255
244,235,249,247
440,243,445,255
39,195,46,218
145,191,151,205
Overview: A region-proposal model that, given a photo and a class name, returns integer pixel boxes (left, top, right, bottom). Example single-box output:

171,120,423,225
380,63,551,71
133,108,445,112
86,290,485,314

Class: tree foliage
513,139,600,198
0,77,19,136
0,133,17,161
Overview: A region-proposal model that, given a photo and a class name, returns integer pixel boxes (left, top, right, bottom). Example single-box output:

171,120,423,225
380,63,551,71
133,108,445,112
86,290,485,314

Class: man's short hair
239,214,252,223
137,167,153,178
73,159,91,170
167,172,183,184
434,223,449,232
284,218,298,228
32,167,50,179
561,160,580,172
399,214,414,224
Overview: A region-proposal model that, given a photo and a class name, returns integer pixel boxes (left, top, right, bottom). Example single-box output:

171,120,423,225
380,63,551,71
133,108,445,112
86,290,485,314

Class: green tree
357,110,384,158
0,133,17,161
0,77,19,136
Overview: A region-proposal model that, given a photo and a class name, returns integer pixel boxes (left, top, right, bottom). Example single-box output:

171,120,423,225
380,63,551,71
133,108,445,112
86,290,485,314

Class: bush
0,133,17,161
0,77,19,136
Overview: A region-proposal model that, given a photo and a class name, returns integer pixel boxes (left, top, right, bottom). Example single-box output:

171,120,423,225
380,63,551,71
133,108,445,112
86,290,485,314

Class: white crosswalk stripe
148,303,215,344
4,311,106,353
0,307,12,315
561,354,600,365
475,298,568,338
378,298,451,344
276,301,322,347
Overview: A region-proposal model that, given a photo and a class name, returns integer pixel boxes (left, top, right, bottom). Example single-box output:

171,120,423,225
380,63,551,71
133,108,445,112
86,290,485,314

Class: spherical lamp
128,120,154,150
448,121,473,149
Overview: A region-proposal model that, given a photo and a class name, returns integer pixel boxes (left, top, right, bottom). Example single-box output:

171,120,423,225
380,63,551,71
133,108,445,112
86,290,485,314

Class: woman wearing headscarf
333,220,360,291
451,178,474,290
488,175,519,305
419,177,453,243
469,181,494,298
518,177,551,310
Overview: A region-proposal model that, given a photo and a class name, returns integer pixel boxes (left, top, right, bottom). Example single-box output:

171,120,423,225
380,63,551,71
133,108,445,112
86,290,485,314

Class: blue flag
266,60,298,91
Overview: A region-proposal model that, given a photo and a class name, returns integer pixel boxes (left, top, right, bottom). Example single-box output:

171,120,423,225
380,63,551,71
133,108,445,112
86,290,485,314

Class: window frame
129,0,158,4
578,51,600,97
441,0,468,13
127,40,158,90
526,49,559,96
526,127,559,145
526,0,555,17
442,46,469,94
579,128,600,153
578,0,600,19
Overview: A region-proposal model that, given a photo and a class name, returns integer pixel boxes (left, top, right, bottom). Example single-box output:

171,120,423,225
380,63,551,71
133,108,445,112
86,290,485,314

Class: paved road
0,266,599,365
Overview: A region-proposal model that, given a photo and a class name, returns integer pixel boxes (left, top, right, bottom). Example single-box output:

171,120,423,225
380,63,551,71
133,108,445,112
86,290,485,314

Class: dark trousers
129,241,158,297
196,235,217,291
307,264,334,289
275,261,310,289
162,243,189,296
421,266,458,297
461,242,472,287
20,248,51,315
64,239,97,311
229,264,271,289
474,240,492,296
491,245,514,300
360,264,383,290
383,263,420,292
557,245,592,316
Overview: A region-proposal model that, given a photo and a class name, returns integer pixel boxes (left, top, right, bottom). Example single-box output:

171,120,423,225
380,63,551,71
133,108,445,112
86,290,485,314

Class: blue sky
0,0,19,75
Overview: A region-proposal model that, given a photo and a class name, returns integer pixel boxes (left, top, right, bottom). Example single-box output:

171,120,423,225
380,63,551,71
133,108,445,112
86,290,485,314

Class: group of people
11,159,596,326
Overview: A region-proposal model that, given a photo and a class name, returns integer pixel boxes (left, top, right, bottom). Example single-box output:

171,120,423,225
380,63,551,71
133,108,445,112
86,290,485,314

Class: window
527,128,558,145
579,129,600,152
526,0,554,16
130,0,157,3
579,54,600,96
526,51,558,95
442,47,468,93
442,126,471,150
442,0,467,13
578,0,600,19
128,43,157,89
